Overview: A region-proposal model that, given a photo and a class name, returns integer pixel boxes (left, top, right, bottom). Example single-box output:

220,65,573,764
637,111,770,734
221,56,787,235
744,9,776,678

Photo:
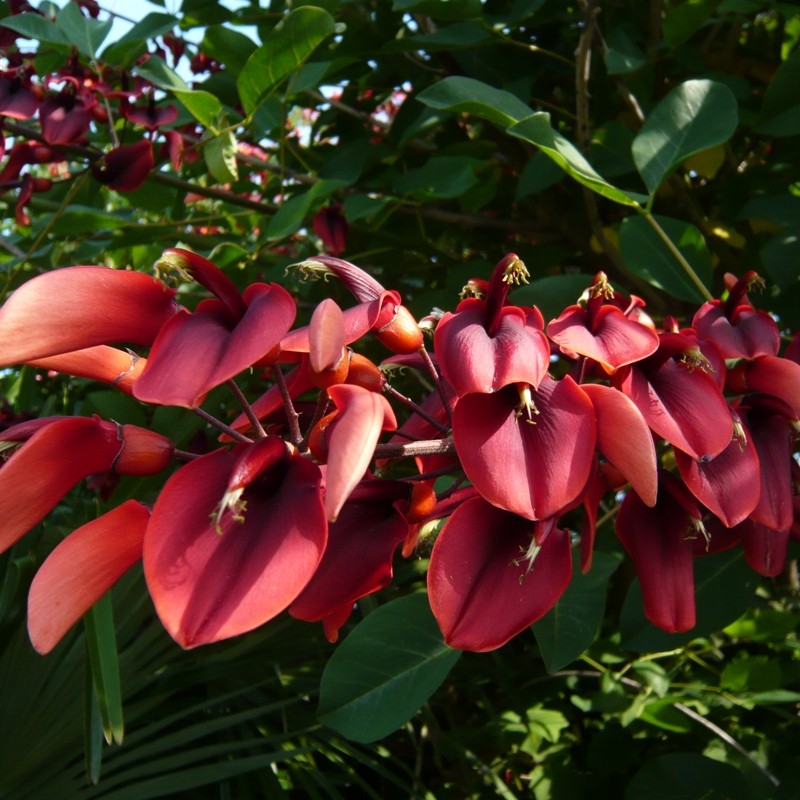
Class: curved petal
28,346,146,394
747,410,794,532
615,483,697,633
745,356,800,419
674,411,760,528
134,283,296,407
741,520,789,577
435,301,550,396
0,417,121,554
0,267,177,365
547,305,658,372
27,501,149,654
428,498,572,652
693,301,780,359
290,484,409,638
144,447,326,648
453,376,596,520
619,358,732,460
324,385,398,521
580,383,657,506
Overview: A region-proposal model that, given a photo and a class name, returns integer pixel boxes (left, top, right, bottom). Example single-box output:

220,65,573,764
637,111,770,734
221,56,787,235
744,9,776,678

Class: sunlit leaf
631,79,738,194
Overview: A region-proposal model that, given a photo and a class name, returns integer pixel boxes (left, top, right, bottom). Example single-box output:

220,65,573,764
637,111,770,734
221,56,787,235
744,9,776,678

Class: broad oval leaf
507,113,641,206
416,75,534,127
237,7,335,116
317,593,460,743
753,49,800,137
631,79,738,194
619,214,712,303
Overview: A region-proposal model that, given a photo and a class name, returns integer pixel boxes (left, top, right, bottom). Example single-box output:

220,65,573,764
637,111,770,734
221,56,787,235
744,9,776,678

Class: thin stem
272,364,303,447
173,448,201,461
641,210,714,302
373,437,456,460
382,383,450,436
396,465,457,482
226,379,267,439
192,407,254,445
298,392,331,452
417,344,453,428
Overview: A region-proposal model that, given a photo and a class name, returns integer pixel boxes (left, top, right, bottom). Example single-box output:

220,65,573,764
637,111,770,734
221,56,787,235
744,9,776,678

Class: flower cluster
0,250,797,654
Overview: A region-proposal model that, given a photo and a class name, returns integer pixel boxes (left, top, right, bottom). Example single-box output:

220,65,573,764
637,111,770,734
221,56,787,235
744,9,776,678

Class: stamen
514,384,540,425
588,271,615,301
459,280,485,301
501,255,529,286
210,487,248,534
287,259,335,283
679,347,714,374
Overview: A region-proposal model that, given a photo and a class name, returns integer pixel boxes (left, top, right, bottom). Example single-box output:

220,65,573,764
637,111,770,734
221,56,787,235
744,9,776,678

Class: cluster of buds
0,249,797,655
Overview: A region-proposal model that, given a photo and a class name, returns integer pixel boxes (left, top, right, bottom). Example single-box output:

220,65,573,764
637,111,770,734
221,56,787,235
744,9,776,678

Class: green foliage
2,0,800,796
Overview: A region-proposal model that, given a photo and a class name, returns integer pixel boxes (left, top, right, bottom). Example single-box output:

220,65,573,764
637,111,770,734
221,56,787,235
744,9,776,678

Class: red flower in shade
0,70,39,119
693,272,780,359
132,249,297,408
290,478,411,642
615,471,706,633
546,272,659,373
435,254,550,396
0,266,178,366
615,331,732,460
428,496,572,651
313,204,349,255
121,95,179,131
452,375,596,521
91,139,154,192
28,500,150,654
144,436,326,648
39,78,95,145
0,416,173,555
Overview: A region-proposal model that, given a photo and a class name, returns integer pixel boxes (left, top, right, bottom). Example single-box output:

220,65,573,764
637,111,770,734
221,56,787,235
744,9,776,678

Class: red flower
132,249,297,408
428,496,572,651
144,437,326,647
91,139,154,192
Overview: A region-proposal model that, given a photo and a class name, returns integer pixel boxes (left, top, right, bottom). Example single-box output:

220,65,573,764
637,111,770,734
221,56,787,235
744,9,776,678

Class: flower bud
114,425,174,476
375,304,424,354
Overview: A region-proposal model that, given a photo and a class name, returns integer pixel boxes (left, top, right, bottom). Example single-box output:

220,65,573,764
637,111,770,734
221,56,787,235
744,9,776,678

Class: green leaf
202,24,257,73
507,113,641,206
237,7,335,116
394,155,482,199
266,179,345,240
626,753,747,800
619,214,712,303
55,1,112,58
721,654,782,692
317,593,461,743
394,21,493,51
512,272,594,322
134,55,191,92
417,76,534,127
753,48,800,136
204,130,239,183
0,13,69,45
661,0,717,48
84,593,124,745
86,390,147,428
175,90,223,130
532,551,623,672
515,152,564,200
723,608,799,642
603,27,646,75
620,549,760,652
631,79,738,194
392,0,483,20
639,699,692,733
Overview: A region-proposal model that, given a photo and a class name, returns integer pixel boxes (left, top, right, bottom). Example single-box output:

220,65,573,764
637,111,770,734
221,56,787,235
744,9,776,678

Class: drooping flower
428,496,572,651
0,416,173,554
452,375,596,520
434,254,550,396
144,436,326,647
132,249,297,408
91,139,154,192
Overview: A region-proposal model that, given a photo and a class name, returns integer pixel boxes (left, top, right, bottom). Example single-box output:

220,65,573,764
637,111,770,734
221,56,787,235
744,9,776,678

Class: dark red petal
0,417,121,554
290,487,408,627
453,376,596,520
745,356,800,419
747,410,794,531
428,498,571,652
144,448,326,648
27,346,146,394
580,383,657,506
615,484,696,633
91,139,153,192
27,501,149,654
740,519,789,577
693,301,780,359
547,304,658,372
674,411,761,528
0,267,177,365
134,284,296,407
435,300,549,395
619,358,732,460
